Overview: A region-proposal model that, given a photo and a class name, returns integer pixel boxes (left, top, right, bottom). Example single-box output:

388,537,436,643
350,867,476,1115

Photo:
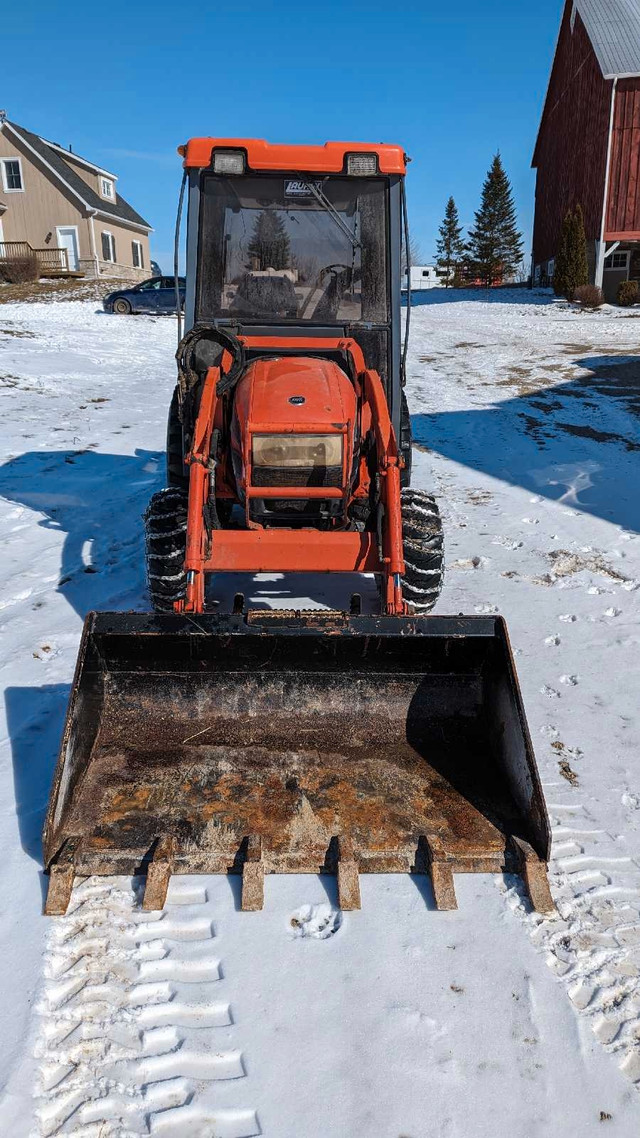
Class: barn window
605,251,630,271
131,240,144,268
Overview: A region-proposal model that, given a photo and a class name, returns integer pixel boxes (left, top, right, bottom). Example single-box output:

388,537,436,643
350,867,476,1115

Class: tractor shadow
4,684,70,870
412,355,640,534
0,447,164,620
0,447,381,617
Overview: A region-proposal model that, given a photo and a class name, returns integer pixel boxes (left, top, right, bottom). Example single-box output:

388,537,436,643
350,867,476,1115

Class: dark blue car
103,276,186,315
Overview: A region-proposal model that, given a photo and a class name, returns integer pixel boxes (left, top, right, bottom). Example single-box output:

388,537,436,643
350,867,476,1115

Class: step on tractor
43,140,553,919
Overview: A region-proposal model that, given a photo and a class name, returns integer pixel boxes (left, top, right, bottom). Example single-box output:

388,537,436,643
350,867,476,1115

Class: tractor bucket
43,612,553,916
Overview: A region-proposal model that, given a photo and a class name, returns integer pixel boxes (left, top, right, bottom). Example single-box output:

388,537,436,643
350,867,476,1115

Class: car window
138,278,162,292
161,277,185,289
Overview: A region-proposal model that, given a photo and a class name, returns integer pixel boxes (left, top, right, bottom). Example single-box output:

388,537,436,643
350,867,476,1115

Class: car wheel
113,298,132,315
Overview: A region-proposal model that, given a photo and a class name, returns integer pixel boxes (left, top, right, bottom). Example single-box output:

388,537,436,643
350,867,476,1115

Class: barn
532,0,640,301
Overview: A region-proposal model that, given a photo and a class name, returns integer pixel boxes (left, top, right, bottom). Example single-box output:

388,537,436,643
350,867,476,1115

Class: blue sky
4,0,562,271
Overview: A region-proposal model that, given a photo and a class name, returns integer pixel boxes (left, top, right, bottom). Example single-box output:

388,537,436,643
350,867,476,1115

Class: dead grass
0,277,132,305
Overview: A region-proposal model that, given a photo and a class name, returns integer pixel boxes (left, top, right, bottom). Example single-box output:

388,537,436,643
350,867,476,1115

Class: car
103,276,186,316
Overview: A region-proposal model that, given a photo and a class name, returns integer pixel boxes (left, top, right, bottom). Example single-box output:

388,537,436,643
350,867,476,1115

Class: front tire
401,487,444,613
399,390,412,489
113,298,132,315
144,488,187,612
166,387,189,489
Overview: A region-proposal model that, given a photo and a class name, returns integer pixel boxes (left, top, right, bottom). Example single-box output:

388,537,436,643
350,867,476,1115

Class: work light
347,153,378,176
213,150,245,175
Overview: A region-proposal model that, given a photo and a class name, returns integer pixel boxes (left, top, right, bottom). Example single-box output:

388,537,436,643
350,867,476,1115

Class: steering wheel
318,263,351,283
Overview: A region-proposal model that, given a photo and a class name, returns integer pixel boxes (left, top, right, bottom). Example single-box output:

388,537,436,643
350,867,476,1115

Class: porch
0,240,84,279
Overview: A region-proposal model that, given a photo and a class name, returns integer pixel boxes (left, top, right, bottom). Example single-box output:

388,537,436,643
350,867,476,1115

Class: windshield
197,175,388,324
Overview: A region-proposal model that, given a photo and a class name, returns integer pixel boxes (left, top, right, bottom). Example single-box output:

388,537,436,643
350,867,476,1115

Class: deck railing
0,241,70,273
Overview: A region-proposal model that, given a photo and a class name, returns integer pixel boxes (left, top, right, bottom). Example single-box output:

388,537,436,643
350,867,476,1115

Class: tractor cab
181,140,407,441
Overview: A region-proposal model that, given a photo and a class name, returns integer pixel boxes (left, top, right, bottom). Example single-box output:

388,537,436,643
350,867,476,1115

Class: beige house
0,115,152,279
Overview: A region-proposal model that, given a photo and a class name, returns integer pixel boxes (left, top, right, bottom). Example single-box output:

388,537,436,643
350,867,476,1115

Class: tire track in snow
34,877,260,1137
500,804,640,1085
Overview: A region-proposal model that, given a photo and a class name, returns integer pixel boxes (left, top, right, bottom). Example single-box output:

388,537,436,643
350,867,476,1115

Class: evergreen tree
552,204,589,299
248,210,291,271
466,154,524,287
570,204,589,293
436,196,465,286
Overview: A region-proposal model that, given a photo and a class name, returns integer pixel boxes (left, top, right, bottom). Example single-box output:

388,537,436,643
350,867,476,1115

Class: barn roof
575,0,640,78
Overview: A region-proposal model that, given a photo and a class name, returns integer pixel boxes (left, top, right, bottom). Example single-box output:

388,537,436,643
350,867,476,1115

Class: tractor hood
234,356,357,431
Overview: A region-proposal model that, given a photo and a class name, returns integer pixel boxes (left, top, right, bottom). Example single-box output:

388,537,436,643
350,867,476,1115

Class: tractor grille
252,465,342,488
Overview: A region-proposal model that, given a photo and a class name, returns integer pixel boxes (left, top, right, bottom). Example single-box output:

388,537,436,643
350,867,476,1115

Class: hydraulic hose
175,323,246,420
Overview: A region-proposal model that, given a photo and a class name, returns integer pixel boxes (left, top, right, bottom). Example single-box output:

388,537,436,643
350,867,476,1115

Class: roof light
213,150,245,175
347,153,378,176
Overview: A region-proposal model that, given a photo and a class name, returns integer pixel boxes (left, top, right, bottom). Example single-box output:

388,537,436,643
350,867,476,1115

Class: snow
0,290,640,1135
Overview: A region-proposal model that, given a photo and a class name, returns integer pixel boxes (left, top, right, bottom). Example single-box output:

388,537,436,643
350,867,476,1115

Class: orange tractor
43,140,552,919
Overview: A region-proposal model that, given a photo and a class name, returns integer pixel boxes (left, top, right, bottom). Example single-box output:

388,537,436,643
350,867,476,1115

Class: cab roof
179,138,407,175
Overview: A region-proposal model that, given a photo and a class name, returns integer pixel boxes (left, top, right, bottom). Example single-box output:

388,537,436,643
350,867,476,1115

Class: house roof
4,121,152,231
575,0,640,78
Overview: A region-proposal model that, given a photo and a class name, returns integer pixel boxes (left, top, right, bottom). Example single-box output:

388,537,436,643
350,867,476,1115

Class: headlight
253,434,343,468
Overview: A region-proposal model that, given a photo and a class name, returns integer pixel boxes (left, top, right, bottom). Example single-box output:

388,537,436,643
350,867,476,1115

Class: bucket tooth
337,837,361,911
44,837,79,916
241,835,265,912
513,838,555,915
423,836,458,911
142,836,176,912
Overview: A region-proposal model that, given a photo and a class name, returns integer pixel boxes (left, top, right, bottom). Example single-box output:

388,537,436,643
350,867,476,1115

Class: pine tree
248,210,291,271
553,204,589,299
436,197,465,287
466,154,524,287
570,204,589,294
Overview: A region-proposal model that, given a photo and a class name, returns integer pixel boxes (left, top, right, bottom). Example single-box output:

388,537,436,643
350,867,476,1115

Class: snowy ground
0,290,639,1135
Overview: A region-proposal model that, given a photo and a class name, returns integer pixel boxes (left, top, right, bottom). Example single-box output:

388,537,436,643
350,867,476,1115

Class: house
0,113,152,279
532,0,640,301
403,265,451,290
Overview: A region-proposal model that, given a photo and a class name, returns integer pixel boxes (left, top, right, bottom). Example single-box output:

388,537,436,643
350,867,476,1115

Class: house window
101,232,116,263
101,178,114,199
605,251,630,271
132,240,144,269
1,158,24,192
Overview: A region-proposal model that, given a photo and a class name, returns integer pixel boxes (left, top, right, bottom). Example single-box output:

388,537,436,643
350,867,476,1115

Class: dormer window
101,177,114,199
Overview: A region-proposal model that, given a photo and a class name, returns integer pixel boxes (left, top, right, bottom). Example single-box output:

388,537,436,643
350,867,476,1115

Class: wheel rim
114,299,130,314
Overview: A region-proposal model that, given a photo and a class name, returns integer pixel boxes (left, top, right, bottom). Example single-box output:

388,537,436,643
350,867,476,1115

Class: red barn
533,0,640,300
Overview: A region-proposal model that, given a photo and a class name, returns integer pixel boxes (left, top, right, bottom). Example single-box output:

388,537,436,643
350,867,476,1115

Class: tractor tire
166,387,189,489
401,487,444,613
399,390,412,488
144,487,188,613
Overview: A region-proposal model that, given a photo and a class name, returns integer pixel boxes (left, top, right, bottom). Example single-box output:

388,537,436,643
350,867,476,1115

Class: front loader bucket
43,612,552,916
